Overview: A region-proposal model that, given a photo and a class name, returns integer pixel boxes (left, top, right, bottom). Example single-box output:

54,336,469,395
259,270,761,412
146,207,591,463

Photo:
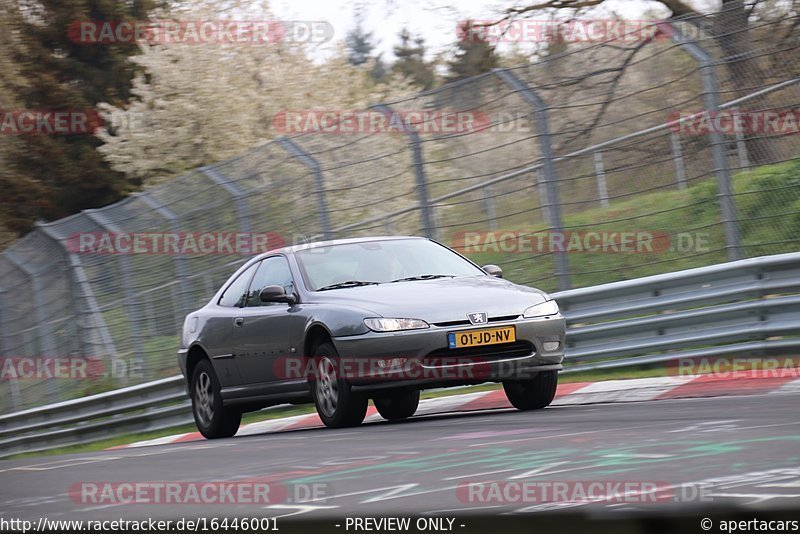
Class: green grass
452,160,800,291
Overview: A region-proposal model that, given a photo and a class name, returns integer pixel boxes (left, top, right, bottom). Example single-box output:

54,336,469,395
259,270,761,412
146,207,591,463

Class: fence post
83,210,146,377
0,288,21,411
3,249,59,402
732,108,750,170
493,68,571,291
481,186,498,230
135,192,193,319
275,137,333,240
666,22,741,261
593,152,610,208
0,288,8,354
535,168,550,225
35,224,119,361
371,104,436,240
669,131,688,190
200,167,253,235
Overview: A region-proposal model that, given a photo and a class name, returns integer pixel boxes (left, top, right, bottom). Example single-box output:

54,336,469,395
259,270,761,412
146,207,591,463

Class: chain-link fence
1,5,799,412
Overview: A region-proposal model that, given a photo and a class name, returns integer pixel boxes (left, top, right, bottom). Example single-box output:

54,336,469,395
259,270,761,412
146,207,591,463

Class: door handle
234,317,244,328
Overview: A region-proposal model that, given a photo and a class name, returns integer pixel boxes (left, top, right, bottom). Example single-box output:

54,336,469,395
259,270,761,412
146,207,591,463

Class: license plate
448,326,516,349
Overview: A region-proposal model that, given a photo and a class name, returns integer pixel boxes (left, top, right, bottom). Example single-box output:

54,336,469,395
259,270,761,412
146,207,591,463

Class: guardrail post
275,137,333,240
135,192,193,319
493,68,571,290
665,22,741,261
36,224,119,361
2,250,59,402
83,210,146,376
371,104,436,240
593,152,610,208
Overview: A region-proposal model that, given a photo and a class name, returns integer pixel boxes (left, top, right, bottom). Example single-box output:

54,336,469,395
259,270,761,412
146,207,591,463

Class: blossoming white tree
97,1,414,186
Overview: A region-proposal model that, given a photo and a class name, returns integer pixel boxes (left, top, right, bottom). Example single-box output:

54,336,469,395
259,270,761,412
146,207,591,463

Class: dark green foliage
392,28,436,90
446,20,498,82
1,0,160,235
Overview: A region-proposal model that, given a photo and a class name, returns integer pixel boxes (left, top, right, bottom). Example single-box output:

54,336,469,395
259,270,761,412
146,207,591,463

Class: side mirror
259,285,297,305
482,264,503,278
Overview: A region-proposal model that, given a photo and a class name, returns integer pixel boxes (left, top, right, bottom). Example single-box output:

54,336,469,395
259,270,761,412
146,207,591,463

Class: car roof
257,235,427,259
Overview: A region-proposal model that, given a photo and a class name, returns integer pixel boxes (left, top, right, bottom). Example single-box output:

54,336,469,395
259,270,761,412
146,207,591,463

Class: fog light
377,357,407,369
543,341,560,351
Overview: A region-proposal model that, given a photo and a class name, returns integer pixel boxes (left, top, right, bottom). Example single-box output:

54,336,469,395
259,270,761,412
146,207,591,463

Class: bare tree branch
553,37,652,151
506,0,604,16
502,0,700,19
657,0,700,17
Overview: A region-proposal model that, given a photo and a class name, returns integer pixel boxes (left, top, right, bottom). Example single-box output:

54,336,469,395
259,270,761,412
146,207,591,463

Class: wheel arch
185,344,210,386
303,323,334,358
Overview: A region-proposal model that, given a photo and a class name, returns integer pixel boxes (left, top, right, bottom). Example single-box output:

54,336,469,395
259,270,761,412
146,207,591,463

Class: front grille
433,315,521,327
423,340,534,366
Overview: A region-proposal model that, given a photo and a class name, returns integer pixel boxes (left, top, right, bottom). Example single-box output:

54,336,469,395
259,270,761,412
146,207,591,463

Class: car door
233,255,298,385
205,263,258,387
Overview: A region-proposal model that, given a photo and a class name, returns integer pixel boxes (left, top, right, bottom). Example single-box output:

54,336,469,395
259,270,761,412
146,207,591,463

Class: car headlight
364,318,430,332
523,300,559,318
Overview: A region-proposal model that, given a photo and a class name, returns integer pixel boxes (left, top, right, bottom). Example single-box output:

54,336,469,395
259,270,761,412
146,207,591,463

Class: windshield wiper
390,274,455,283
317,280,381,291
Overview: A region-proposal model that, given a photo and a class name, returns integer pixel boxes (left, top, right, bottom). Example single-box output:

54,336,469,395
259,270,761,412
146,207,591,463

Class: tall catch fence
1,5,798,411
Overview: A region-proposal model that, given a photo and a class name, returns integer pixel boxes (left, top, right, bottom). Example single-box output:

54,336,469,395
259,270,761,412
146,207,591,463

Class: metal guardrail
0,376,189,457
1,252,798,458
557,251,800,372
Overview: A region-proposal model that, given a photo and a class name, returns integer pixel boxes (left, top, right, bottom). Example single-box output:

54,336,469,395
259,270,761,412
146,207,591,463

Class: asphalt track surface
2,391,800,527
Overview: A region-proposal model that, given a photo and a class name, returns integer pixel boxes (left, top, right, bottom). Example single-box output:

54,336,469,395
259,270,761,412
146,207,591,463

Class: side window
246,256,295,307
218,264,257,307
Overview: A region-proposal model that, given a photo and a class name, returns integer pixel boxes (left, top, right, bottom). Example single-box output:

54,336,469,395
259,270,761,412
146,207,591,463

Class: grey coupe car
178,236,566,438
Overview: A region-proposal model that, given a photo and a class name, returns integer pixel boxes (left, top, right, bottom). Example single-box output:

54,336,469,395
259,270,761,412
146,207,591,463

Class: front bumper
332,314,565,391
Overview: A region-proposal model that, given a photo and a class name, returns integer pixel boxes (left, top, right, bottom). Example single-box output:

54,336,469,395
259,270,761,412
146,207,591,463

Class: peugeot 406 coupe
178,236,566,438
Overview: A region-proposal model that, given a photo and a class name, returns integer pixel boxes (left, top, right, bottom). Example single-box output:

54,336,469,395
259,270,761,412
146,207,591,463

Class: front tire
191,359,241,439
503,370,558,410
374,390,420,421
311,343,368,428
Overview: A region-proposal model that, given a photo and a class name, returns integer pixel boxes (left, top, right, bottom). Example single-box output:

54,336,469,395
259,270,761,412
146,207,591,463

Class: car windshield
294,239,485,291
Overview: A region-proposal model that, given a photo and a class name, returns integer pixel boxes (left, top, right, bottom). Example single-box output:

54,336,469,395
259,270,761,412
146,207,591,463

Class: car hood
307,276,548,324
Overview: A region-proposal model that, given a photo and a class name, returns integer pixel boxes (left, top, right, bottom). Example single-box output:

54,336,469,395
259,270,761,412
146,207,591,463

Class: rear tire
374,390,420,421
191,359,241,438
503,370,558,410
311,343,368,428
